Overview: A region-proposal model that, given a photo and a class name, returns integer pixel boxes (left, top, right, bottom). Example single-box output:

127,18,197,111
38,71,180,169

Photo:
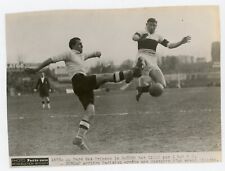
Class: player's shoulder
152,32,164,41
62,50,72,56
153,32,163,38
61,50,73,59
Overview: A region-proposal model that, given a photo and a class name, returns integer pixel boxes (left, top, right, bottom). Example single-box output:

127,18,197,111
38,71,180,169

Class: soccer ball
149,83,164,97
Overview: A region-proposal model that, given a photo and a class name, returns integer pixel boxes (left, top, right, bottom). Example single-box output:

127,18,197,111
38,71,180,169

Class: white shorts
135,51,161,75
135,51,166,87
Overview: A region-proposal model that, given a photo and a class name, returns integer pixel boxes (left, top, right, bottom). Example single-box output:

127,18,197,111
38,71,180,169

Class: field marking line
49,112,129,118
8,112,129,120
96,112,128,116
8,108,220,120
60,112,129,117
49,114,79,118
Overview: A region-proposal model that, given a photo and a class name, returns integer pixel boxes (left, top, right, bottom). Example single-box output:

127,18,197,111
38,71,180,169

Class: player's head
149,82,164,97
69,37,83,53
146,18,157,34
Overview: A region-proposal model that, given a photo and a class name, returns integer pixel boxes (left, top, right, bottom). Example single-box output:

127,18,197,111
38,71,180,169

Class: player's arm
167,36,191,49
25,52,68,74
84,51,101,61
25,58,53,74
132,31,148,41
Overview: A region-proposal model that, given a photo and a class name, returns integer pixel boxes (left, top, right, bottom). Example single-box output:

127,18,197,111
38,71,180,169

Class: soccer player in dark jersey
34,72,51,109
133,18,191,101
25,37,142,151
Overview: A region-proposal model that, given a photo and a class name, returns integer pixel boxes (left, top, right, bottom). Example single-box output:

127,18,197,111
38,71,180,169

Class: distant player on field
34,72,51,109
25,37,142,151
133,18,191,101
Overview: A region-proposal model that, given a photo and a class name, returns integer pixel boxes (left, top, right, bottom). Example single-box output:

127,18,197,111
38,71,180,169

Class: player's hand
140,33,148,39
138,31,148,41
95,51,101,58
33,89,37,92
49,89,52,93
181,36,191,44
25,68,38,74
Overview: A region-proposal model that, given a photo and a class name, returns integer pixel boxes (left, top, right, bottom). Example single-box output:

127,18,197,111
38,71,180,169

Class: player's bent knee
149,82,164,97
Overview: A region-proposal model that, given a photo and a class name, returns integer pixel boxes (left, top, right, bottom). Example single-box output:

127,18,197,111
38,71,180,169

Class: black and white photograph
3,3,222,167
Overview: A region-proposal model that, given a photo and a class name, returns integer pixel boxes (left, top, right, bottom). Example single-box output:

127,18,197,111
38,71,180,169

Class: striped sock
77,120,90,138
113,71,125,82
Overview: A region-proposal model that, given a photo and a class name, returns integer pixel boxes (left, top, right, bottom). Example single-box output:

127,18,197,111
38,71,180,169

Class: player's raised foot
73,136,90,151
125,67,142,83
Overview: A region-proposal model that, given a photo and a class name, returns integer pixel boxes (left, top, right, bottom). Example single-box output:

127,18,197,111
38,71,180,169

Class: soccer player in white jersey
25,37,142,150
133,18,191,101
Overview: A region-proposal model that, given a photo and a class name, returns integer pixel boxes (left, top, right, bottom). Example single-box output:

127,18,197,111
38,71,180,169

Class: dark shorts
72,73,98,110
39,89,49,98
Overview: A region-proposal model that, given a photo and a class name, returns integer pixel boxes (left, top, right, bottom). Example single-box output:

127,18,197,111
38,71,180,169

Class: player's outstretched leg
95,68,142,87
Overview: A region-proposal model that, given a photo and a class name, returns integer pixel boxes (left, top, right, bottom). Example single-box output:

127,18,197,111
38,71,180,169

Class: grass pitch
7,87,221,156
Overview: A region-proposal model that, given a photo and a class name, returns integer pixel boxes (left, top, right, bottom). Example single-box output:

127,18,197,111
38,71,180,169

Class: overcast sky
6,6,220,65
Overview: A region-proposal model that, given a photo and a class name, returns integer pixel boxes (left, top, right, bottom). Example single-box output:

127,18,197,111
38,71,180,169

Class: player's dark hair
147,18,157,23
69,37,81,49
